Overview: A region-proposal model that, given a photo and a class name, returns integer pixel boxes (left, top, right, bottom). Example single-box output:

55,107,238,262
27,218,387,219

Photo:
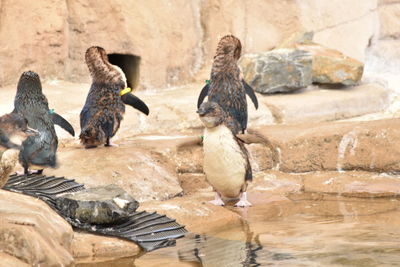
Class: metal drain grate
4,174,187,251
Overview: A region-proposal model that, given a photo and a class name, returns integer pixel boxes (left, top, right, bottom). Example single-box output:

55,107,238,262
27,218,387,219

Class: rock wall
0,0,385,88
367,0,400,70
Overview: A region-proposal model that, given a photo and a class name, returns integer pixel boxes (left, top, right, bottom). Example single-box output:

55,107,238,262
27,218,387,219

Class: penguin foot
105,138,119,147
16,169,43,176
105,142,119,147
209,192,225,206
234,192,252,208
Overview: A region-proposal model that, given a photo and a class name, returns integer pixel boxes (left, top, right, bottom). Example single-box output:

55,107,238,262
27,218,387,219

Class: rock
299,171,400,198
45,144,183,202
0,190,74,266
0,149,19,188
254,118,400,173
297,0,378,62
378,3,400,39
279,32,364,86
0,253,30,267
277,31,315,48
178,173,210,195
0,1,380,86
240,49,313,94
297,43,364,86
139,196,242,233
56,185,139,225
257,83,390,124
72,231,141,264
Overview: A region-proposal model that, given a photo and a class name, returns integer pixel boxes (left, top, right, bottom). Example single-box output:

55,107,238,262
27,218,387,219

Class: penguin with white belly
197,101,252,207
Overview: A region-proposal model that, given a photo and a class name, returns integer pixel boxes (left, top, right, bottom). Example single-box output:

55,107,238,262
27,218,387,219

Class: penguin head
215,35,242,60
197,102,226,128
85,46,109,76
0,113,37,150
85,46,126,87
17,71,43,96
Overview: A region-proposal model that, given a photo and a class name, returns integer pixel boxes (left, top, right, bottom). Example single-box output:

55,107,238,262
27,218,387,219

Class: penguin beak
25,127,38,136
197,108,207,117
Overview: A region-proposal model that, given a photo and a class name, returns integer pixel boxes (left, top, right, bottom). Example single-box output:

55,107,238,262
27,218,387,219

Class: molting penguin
197,101,252,207
197,35,258,134
14,71,75,175
0,112,37,187
80,46,149,148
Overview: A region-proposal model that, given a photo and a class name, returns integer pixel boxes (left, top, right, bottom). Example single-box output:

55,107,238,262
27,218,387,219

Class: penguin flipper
51,113,75,137
197,84,210,108
121,93,150,115
236,136,252,182
243,80,258,110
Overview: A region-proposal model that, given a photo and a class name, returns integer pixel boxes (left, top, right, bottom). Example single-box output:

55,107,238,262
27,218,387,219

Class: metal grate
4,174,187,251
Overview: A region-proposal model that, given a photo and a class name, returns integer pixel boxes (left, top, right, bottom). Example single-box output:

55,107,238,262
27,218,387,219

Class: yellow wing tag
120,87,132,96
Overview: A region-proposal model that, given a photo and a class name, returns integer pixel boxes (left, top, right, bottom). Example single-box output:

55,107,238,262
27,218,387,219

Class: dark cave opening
108,53,141,89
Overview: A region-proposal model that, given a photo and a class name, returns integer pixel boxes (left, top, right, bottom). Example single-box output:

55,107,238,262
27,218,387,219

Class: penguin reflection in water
14,71,75,175
80,46,149,148
197,101,252,207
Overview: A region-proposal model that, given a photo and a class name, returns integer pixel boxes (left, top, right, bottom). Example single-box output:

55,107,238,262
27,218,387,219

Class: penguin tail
79,125,106,148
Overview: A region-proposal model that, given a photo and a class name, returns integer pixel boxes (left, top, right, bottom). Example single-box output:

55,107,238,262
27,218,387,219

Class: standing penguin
80,46,149,148
14,71,75,175
197,101,252,207
197,35,258,134
0,112,37,187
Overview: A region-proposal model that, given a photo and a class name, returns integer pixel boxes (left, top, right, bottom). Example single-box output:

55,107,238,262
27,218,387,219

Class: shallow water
79,193,400,266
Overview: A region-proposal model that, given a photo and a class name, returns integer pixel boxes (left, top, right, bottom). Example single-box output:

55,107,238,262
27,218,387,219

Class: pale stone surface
258,83,391,124
139,196,243,233
297,0,378,62
0,190,74,266
254,118,400,173
72,231,141,264
300,171,400,197
45,144,183,202
0,253,30,267
240,49,313,94
378,3,400,39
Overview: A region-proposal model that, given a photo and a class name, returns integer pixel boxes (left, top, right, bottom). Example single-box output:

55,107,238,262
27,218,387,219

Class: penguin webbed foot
234,192,252,207
209,192,225,206
16,169,43,176
105,137,119,147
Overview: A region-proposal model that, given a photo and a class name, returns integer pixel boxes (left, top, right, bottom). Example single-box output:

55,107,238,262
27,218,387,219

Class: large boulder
297,43,364,86
0,190,74,266
279,32,364,86
240,49,313,94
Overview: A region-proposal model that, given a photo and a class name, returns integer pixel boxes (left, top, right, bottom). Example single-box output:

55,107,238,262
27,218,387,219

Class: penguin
14,71,75,175
197,101,252,207
197,35,258,134
0,112,37,187
80,46,149,148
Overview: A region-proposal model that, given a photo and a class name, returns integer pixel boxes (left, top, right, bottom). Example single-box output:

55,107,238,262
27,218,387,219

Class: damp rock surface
0,190,74,266
240,49,313,94
56,185,139,225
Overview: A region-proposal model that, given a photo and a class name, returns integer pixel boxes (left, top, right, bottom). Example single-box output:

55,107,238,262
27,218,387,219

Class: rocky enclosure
0,0,399,88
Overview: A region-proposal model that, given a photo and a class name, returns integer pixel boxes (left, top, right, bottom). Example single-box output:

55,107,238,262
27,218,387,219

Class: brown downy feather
79,46,126,147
